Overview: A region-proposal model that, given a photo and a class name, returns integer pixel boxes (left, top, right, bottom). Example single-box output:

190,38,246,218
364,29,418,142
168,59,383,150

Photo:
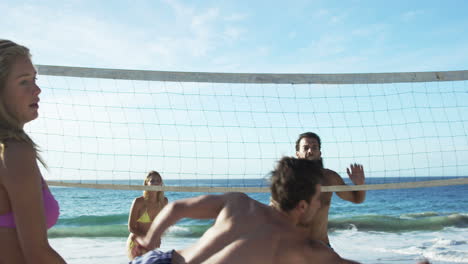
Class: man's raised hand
346,163,365,185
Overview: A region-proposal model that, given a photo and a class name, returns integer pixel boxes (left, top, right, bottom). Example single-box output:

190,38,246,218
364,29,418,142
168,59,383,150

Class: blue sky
2,0,468,73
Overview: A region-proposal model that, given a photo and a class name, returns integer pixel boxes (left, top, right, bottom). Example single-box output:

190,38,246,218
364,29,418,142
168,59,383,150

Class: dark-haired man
295,132,366,247
132,157,360,264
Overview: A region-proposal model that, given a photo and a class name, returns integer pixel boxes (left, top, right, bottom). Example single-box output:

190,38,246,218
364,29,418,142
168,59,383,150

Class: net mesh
29,66,468,192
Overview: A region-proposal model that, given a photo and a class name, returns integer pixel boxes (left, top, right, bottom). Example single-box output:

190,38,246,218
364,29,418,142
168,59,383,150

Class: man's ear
297,200,308,213
296,151,300,158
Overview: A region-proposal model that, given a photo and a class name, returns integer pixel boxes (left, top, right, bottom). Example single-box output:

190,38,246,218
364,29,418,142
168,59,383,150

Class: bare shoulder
223,192,250,201
133,196,145,206
322,168,345,185
222,192,256,211
223,192,252,205
2,140,36,162
129,196,145,218
1,141,38,184
1,141,43,216
322,168,339,177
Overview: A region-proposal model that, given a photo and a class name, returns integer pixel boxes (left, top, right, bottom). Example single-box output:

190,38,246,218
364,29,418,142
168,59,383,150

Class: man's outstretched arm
137,193,235,250
334,164,366,203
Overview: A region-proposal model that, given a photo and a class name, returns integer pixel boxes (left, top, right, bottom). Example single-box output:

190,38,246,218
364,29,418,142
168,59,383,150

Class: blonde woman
0,40,66,263
127,171,168,260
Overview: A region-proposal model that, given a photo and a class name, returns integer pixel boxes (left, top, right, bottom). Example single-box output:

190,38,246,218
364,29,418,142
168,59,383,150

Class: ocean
47,177,468,264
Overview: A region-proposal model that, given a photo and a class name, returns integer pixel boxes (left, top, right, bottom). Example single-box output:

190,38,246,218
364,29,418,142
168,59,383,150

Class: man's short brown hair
270,157,322,211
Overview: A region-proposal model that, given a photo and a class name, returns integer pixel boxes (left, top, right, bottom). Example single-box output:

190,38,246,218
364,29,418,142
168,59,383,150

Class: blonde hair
0,39,46,167
143,171,165,204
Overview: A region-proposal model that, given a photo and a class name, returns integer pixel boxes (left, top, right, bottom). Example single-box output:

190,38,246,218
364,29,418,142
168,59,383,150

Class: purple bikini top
0,178,60,229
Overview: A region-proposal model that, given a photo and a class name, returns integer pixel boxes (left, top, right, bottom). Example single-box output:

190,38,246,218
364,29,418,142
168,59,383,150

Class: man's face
296,137,321,161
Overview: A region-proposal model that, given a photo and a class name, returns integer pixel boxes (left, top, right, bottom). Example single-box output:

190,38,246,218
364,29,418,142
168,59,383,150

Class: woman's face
146,174,162,186
3,56,41,127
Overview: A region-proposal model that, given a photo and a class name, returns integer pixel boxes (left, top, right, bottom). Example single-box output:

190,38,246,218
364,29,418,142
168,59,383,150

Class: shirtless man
133,157,360,264
295,132,366,247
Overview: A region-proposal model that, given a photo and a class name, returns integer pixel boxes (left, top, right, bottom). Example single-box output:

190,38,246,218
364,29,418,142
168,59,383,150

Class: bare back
176,193,327,264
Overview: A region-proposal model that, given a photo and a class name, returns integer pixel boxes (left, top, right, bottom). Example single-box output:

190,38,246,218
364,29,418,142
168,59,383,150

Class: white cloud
1,3,167,68
2,1,465,74
1,1,251,71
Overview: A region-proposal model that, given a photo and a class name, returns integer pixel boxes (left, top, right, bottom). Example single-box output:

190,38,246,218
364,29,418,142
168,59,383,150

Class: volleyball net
29,65,468,192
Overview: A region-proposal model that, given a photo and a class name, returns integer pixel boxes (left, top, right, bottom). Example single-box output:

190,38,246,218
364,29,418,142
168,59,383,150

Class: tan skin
127,173,168,259
296,137,366,245
136,187,361,264
0,56,66,263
